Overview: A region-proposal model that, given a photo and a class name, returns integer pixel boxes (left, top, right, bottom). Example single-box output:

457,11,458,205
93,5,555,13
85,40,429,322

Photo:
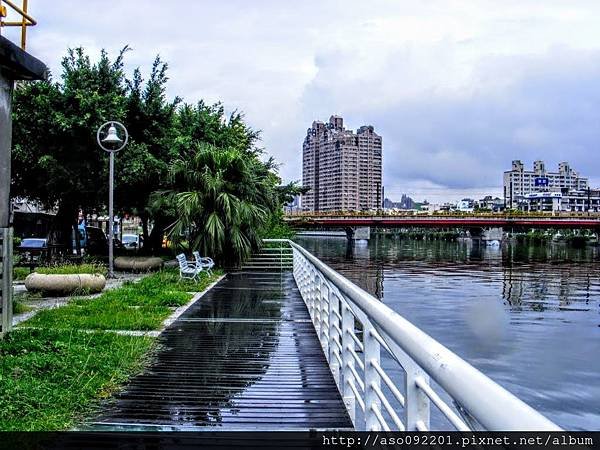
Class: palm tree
157,143,278,266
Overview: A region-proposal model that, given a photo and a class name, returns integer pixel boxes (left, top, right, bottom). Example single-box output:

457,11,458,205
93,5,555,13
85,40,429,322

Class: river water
294,235,600,430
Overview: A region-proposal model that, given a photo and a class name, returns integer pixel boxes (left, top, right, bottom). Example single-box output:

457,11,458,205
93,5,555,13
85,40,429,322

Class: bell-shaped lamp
102,124,123,144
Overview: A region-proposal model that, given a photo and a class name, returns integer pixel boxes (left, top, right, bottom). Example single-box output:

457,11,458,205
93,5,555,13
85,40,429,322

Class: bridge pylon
345,226,371,242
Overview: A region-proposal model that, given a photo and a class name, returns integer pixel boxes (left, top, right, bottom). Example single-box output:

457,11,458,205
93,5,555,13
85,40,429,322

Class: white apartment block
521,190,600,213
302,116,382,212
503,160,588,208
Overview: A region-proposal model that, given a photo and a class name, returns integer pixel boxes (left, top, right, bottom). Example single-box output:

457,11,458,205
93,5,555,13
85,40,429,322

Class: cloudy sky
4,1,600,202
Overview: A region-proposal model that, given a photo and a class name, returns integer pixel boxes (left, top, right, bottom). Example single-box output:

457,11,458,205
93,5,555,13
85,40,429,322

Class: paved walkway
90,271,352,431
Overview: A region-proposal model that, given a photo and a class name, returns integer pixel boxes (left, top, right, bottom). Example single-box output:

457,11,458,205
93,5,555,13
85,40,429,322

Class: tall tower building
302,115,382,212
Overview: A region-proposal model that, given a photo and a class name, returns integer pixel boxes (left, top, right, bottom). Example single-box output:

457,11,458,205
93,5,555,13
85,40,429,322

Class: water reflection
295,235,600,430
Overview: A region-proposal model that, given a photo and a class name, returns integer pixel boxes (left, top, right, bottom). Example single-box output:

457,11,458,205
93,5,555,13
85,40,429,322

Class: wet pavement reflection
91,272,351,431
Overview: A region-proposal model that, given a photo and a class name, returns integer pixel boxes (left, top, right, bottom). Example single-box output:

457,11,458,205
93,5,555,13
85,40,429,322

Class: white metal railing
263,239,561,431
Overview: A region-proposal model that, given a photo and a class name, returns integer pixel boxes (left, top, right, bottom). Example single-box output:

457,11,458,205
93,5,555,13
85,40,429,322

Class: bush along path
0,268,223,431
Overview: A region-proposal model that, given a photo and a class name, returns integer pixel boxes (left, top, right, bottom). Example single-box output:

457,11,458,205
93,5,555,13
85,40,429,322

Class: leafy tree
173,102,259,155
155,143,278,265
12,46,295,260
12,47,129,251
141,102,268,256
117,56,180,252
12,49,179,255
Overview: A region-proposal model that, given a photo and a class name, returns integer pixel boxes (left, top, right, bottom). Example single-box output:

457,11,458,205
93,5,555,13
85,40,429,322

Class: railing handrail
265,238,560,431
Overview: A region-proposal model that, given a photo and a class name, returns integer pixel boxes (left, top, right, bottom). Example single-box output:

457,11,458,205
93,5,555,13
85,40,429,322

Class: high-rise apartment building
503,160,588,208
302,116,382,212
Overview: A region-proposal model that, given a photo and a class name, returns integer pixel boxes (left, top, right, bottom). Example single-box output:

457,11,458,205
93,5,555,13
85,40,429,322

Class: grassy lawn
13,301,33,315
1,267,223,430
133,267,223,294
0,328,153,431
21,269,222,331
12,267,31,281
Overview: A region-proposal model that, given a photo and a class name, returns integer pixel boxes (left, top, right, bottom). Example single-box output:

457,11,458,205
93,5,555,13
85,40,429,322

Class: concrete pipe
25,273,106,296
114,256,164,272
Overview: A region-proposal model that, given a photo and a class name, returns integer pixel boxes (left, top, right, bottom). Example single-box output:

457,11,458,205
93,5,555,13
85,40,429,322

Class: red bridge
285,214,600,230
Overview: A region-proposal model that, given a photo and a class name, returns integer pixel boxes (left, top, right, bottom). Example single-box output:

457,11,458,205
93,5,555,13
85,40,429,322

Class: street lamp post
97,121,128,278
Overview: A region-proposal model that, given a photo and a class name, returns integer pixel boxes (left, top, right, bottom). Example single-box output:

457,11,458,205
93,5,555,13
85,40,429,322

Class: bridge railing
263,239,560,431
284,210,600,219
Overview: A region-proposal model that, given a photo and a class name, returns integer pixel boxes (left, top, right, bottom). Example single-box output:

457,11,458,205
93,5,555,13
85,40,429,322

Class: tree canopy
11,46,299,263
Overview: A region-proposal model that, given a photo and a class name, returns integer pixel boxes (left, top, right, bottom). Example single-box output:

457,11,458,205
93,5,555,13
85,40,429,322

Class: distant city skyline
6,1,600,202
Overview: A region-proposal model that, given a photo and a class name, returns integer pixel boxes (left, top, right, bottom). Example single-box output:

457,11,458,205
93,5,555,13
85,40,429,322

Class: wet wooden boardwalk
91,271,352,431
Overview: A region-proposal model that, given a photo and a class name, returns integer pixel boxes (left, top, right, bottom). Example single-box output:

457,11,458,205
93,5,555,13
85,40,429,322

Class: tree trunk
141,212,149,251
49,201,78,260
147,216,167,256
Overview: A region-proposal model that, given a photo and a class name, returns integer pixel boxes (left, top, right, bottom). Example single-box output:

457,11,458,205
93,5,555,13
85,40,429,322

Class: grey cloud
299,45,600,194
8,1,600,200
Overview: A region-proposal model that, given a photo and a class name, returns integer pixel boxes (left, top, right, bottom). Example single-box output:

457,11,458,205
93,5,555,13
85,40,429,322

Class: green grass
131,267,224,294
12,267,31,281
0,328,154,431
13,291,43,303
20,269,222,331
13,264,108,281
1,267,223,431
13,301,33,315
35,263,108,276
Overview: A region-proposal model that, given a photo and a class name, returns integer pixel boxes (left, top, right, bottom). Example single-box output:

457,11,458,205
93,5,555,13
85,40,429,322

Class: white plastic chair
193,251,215,274
176,253,202,281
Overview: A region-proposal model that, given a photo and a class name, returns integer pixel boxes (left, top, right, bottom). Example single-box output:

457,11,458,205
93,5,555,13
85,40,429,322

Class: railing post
328,289,341,386
293,251,300,289
313,271,321,335
307,268,315,323
341,302,356,426
301,256,308,298
405,363,431,431
292,248,298,280
298,255,306,296
319,280,329,358
363,323,381,430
